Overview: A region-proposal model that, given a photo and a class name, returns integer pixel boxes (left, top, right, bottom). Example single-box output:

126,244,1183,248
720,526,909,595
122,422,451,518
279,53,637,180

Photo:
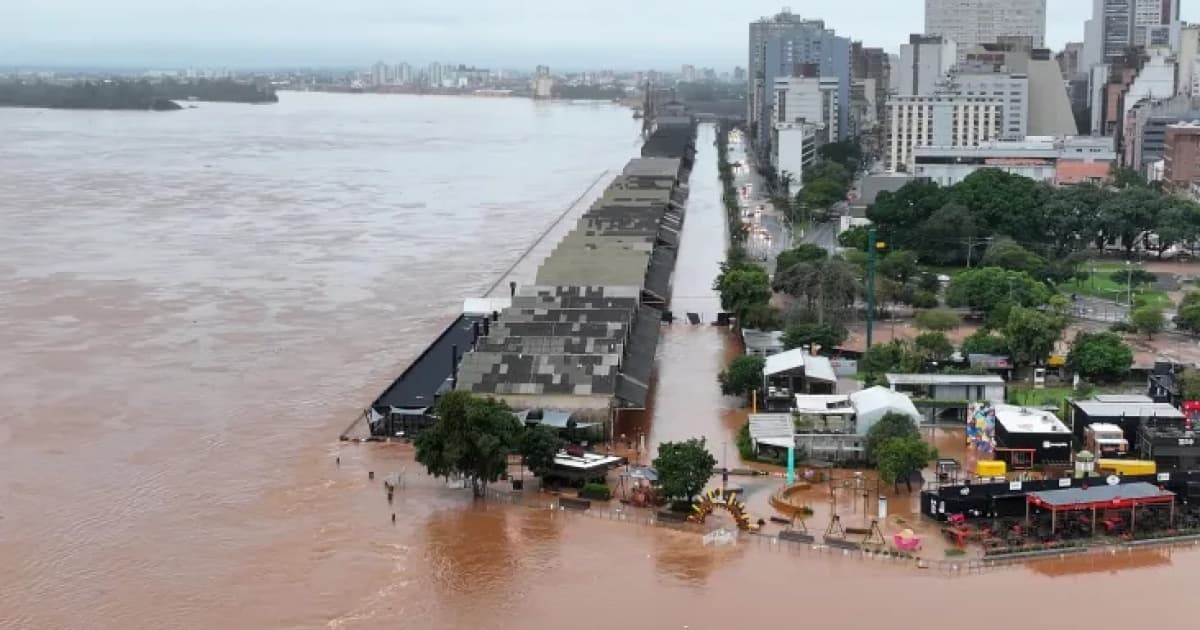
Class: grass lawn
1007,386,1079,407
1058,262,1171,307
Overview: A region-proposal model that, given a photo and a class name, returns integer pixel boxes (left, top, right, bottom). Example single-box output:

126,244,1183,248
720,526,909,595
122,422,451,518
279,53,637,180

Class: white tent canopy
849,386,922,435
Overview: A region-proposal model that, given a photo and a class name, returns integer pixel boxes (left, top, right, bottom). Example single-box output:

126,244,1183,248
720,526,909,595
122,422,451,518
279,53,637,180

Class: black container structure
1068,397,1184,445
921,470,1200,522
992,405,1073,469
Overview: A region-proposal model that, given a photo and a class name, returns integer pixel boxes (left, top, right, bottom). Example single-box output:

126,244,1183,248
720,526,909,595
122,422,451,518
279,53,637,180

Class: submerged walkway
617,124,744,466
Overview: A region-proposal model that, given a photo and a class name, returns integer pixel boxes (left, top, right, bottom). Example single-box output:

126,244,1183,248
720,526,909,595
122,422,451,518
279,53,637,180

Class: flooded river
1,94,1196,629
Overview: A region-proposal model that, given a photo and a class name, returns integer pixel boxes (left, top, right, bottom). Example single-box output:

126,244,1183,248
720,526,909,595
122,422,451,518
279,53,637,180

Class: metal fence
484,487,1200,577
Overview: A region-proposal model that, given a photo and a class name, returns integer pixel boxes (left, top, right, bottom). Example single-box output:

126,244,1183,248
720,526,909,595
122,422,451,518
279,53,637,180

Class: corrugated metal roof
764,348,807,376
1029,482,1173,507
1072,400,1184,418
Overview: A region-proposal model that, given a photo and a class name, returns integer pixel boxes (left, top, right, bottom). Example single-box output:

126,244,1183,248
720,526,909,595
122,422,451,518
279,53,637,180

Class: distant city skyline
5,1,1200,70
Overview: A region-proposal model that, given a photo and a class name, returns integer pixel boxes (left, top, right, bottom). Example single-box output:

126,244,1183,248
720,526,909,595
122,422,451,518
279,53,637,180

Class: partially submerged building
992,404,1073,468
362,119,697,438
762,348,837,411
748,386,922,462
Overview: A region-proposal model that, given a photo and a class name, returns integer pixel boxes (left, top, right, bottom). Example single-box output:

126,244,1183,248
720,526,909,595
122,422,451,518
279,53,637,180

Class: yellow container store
976,460,1007,477
1096,459,1157,476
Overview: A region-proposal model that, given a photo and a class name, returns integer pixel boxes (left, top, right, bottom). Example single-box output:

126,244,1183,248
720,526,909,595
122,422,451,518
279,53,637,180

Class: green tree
1067,331,1133,382
1111,165,1148,189
1003,307,1066,368
718,354,765,398
914,309,961,332
867,180,949,251
653,438,718,501
775,243,828,272
947,169,1049,240
1042,184,1109,256
782,319,848,351
740,303,782,330
878,250,919,284
960,329,1009,356
1130,304,1165,339
860,341,905,374
714,262,772,320
838,226,870,251
1098,187,1164,254
914,331,954,361
876,437,938,491
773,257,859,323
945,267,1050,317
980,237,1047,276
1178,368,1200,400
414,391,523,497
817,139,863,171
913,202,981,265
864,412,921,465
1177,292,1200,333
521,424,564,477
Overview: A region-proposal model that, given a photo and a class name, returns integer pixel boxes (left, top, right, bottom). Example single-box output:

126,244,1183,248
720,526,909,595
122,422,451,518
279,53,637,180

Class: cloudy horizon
4,1,1198,71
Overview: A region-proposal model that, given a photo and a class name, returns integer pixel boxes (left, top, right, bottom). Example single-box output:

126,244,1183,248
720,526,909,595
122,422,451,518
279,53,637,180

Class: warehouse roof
1071,399,1185,419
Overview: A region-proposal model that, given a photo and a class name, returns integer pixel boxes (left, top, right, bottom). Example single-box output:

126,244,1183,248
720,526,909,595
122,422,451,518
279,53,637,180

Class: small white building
885,373,1006,403
770,122,817,189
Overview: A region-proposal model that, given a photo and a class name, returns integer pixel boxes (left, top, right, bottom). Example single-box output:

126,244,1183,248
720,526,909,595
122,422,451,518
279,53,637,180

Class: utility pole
866,226,877,350
1126,262,1133,306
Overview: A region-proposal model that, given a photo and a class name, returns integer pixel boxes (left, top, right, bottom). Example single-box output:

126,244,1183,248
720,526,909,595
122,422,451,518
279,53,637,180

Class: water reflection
1028,548,1173,577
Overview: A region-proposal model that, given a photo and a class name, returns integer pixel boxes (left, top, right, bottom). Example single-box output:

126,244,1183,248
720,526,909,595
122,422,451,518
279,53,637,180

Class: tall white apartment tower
925,0,1047,60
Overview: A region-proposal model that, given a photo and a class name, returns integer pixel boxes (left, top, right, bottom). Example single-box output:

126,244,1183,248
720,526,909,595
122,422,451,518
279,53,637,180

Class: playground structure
768,480,814,518
822,514,887,549
690,487,757,531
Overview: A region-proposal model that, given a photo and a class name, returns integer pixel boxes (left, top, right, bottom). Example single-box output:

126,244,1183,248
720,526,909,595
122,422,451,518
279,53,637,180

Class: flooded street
2,98,1198,630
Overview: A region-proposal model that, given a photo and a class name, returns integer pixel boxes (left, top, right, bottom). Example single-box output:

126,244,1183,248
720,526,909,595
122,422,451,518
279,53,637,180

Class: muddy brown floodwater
1,97,1197,630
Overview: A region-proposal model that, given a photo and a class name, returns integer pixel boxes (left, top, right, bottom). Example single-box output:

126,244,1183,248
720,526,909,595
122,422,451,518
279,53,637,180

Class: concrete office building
773,72,840,143
1123,96,1200,173
747,11,830,145
925,0,1047,59
911,136,1116,186
1085,0,1182,69
754,28,851,152
886,95,1002,172
771,123,819,188
1179,25,1200,98
897,35,958,97
944,70,1029,138
1163,122,1200,191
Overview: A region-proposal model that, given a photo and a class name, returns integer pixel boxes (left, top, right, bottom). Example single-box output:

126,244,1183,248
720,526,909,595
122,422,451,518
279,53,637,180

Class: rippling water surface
2,93,1198,630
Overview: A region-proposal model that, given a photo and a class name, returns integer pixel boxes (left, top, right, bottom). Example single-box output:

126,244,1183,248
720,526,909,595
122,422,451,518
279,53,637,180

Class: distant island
0,78,278,111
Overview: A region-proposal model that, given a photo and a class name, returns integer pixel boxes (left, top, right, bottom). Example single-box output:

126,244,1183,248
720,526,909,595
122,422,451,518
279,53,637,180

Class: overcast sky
4,1,1199,70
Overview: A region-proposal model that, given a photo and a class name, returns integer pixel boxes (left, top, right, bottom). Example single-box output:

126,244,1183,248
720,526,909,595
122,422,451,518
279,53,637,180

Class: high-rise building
1178,25,1200,97
886,95,1003,172
681,64,697,82
1163,121,1200,191
852,42,890,127
897,35,958,97
1057,43,1084,79
533,65,554,99
747,10,830,144
371,61,388,86
427,62,444,87
749,19,851,152
733,67,747,82
393,62,413,85
924,0,1046,60
1085,0,1182,69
